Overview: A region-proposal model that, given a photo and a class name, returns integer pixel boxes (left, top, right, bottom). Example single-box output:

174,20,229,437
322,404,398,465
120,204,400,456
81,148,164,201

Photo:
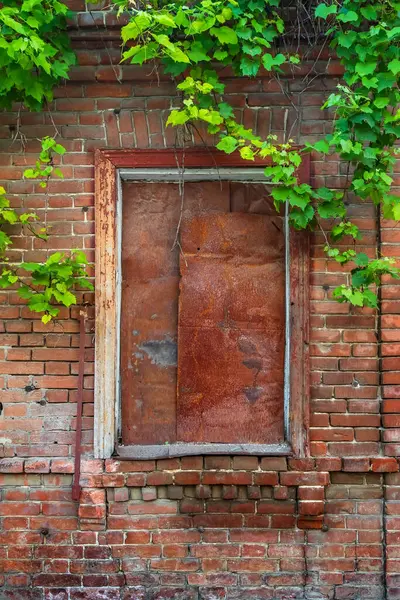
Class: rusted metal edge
284,200,291,441
120,168,272,182
94,148,310,458
116,443,292,460
115,172,123,443
72,309,87,501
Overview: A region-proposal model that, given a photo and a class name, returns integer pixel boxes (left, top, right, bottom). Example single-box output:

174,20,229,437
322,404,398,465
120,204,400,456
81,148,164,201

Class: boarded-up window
121,181,286,447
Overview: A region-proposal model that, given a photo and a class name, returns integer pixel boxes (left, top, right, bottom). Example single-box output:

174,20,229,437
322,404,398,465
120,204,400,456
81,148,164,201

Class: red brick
0,459,24,473
371,458,399,472
24,459,50,473
315,458,342,471
260,458,287,471
102,474,125,487
51,459,74,473
174,471,201,485
280,472,329,486
0,61,397,598
106,460,155,473
232,456,258,470
114,487,129,502
204,457,231,470
180,499,204,513
147,472,173,486
329,442,379,456
180,457,203,470
126,474,146,487
273,486,289,500
253,472,279,486
331,415,380,427
202,472,252,485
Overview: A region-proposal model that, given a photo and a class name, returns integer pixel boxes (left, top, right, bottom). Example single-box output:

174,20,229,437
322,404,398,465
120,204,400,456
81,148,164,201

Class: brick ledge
0,456,398,474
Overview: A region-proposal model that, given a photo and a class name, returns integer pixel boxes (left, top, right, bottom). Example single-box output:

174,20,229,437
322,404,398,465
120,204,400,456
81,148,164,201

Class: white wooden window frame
94,150,310,460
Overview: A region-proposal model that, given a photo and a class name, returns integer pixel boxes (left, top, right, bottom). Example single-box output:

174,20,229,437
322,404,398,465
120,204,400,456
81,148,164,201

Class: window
94,150,310,459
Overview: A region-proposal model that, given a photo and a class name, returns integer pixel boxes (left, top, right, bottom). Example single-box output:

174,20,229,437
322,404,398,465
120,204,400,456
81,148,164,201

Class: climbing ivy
311,0,400,305
0,1,91,323
0,137,93,323
0,0,75,110
1,0,400,318
117,0,400,307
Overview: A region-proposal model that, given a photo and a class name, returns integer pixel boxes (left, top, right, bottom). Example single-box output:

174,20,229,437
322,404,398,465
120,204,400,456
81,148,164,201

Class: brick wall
0,3,400,599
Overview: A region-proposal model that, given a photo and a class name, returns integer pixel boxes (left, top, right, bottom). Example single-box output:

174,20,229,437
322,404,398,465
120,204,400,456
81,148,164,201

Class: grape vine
118,0,400,307
0,0,399,320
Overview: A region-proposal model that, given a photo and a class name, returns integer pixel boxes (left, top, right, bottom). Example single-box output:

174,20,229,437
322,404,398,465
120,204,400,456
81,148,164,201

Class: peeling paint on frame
94,149,310,460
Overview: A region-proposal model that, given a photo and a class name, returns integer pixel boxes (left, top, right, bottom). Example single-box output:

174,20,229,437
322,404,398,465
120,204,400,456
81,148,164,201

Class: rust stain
177,212,286,445
120,181,230,445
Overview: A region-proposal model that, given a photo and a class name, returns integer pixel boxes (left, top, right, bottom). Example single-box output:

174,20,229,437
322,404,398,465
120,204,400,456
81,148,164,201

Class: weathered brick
0,47,396,600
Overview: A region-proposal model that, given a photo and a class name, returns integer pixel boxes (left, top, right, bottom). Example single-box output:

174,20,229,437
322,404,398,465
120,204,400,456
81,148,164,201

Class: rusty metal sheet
177,212,285,444
230,182,281,215
120,181,230,445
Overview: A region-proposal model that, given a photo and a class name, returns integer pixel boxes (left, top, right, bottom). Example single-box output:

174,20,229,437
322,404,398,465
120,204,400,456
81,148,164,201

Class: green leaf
57,290,76,307
236,26,252,40
239,147,255,161
154,35,190,63
376,72,396,92
360,5,377,20
216,136,238,154
53,144,66,155
122,45,146,62
340,139,353,153
28,300,50,313
242,43,262,57
349,290,364,306
121,13,152,42
313,139,330,154
211,26,238,45
392,203,400,220
21,262,41,272
262,53,286,71
380,172,393,186
166,47,190,63
362,289,378,308
388,59,400,75
337,31,357,48
356,62,376,77
18,286,33,300
218,102,234,119
166,110,190,126
187,41,210,63
46,252,62,265
318,198,346,219
289,205,315,229
240,56,260,77
355,253,369,267
23,168,38,179
198,109,223,125
374,97,390,109
288,190,311,210
338,11,359,23
214,50,228,61
153,13,176,28
315,3,337,19
272,187,289,203
388,27,400,40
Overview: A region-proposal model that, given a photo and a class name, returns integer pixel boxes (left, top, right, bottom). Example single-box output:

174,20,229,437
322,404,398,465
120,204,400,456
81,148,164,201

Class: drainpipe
72,308,87,502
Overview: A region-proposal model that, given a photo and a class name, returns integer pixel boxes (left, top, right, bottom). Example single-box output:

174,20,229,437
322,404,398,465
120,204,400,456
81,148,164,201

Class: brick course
0,4,399,598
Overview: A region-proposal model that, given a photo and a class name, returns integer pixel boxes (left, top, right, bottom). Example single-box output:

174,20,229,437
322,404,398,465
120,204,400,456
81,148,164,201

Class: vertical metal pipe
72,309,86,502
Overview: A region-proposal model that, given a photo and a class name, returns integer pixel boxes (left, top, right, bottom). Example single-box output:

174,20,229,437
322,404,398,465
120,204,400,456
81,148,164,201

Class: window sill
116,442,292,460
